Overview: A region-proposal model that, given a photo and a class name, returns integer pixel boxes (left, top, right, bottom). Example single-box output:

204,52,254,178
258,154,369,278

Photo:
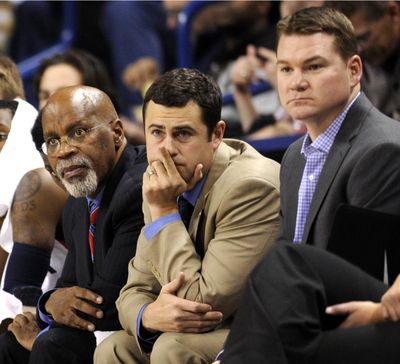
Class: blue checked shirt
293,93,360,243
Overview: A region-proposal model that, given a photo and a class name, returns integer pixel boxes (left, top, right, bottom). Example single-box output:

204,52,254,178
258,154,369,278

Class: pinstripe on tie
88,201,99,262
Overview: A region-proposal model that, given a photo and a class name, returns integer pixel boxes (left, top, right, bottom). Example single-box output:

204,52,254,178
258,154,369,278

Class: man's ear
348,55,362,87
112,119,124,147
211,120,225,151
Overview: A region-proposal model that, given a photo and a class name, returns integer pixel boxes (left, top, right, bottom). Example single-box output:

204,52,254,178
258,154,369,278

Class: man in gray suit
219,6,400,364
276,7,400,248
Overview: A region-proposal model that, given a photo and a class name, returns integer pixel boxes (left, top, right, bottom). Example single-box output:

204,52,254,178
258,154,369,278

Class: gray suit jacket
117,139,280,352
278,93,400,248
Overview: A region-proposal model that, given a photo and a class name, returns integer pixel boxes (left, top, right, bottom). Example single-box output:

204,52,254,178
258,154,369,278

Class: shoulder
13,168,66,204
214,140,280,192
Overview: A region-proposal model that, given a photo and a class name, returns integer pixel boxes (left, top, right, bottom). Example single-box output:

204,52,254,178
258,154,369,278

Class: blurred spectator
229,1,323,139
327,1,400,120
101,1,176,121
0,1,14,55
34,49,144,144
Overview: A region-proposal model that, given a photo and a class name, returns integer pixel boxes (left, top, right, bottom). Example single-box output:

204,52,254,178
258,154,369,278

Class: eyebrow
44,119,87,139
147,123,197,132
277,55,327,66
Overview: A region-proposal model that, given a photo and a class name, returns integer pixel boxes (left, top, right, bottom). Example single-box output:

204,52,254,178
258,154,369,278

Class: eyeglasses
41,120,113,156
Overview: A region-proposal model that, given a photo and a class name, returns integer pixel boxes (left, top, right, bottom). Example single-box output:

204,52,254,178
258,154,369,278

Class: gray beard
56,156,98,198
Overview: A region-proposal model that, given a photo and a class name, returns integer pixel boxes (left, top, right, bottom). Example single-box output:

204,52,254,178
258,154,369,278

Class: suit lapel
302,94,372,243
93,145,140,266
189,141,232,244
72,199,93,282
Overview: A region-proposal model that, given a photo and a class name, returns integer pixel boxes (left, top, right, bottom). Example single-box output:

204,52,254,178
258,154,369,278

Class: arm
230,45,260,133
45,167,146,332
118,159,280,336
11,168,67,251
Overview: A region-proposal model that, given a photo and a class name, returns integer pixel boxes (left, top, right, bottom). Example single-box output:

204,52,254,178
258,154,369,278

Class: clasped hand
142,272,223,334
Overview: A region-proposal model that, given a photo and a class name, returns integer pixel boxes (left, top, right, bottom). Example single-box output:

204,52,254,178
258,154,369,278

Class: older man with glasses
0,85,147,364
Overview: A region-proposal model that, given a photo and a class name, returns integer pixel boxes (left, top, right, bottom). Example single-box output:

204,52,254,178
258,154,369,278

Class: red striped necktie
88,203,99,262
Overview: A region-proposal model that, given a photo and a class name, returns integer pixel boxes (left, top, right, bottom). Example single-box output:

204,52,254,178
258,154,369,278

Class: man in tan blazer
95,68,280,364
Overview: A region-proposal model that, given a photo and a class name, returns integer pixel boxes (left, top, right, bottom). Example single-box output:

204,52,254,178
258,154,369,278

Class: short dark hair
31,110,43,151
326,1,388,23
33,49,119,112
142,68,222,136
277,6,358,61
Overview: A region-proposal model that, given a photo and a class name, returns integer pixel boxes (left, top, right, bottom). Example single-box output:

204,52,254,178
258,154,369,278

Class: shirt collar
301,92,360,156
182,174,207,207
86,187,105,211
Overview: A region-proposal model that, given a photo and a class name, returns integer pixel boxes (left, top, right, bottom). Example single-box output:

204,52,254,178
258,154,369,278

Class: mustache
56,155,94,178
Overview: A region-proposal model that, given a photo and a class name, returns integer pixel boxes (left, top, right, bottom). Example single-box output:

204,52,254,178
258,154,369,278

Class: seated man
220,243,400,364
95,68,281,363
0,85,147,364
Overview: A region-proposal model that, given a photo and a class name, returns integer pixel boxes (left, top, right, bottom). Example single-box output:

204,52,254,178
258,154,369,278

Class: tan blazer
117,139,280,351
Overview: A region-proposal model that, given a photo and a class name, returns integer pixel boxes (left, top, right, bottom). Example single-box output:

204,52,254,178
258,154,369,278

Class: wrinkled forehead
42,94,98,134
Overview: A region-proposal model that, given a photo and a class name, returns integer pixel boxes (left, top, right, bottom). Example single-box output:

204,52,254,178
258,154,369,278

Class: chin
61,169,98,198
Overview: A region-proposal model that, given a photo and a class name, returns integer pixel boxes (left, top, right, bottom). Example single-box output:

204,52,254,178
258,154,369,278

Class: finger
161,272,186,294
151,160,168,179
381,305,390,320
382,294,400,320
246,44,256,57
338,317,353,329
68,313,96,332
177,319,222,333
186,163,203,191
13,314,28,326
73,298,103,319
160,147,180,177
8,322,18,332
23,312,36,321
178,298,213,314
326,302,358,315
179,310,223,322
72,287,103,305
257,47,277,61
384,304,399,321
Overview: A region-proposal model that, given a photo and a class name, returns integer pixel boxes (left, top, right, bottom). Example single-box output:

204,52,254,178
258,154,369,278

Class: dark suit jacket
278,93,400,249
57,144,147,331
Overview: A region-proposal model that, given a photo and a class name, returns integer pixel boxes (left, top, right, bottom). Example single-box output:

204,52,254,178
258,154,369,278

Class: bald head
43,85,118,124
40,85,126,198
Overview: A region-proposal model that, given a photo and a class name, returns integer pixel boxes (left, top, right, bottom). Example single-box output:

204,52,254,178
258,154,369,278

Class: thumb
246,44,256,57
161,272,186,294
186,164,203,191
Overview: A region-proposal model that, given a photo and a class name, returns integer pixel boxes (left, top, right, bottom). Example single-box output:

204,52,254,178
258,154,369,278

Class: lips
61,165,88,179
288,97,312,104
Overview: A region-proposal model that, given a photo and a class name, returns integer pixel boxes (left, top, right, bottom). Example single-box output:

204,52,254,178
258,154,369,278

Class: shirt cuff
137,303,161,352
215,348,224,361
37,288,56,328
143,213,181,240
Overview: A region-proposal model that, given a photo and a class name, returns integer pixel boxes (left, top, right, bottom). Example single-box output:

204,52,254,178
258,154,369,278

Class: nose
162,136,178,156
289,70,308,91
56,138,78,159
